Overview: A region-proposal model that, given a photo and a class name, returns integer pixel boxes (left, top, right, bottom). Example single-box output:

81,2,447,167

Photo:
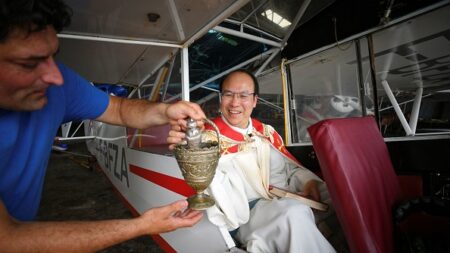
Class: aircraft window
196,70,286,139
162,31,267,101
126,124,172,155
287,41,366,143
126,65,173,155
256,69,286,139
371,5,450,137
284,4,450,142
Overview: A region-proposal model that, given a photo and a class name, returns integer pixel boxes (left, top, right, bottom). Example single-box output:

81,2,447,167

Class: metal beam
167,0,185,41
409,86,423,133
181,47,190,101
57,33,182,48
381,80,413,135
254,48,281,76
183,0,250,47
280,0,311,47
165,48,278,102
213,25,282,48
224,19,283,42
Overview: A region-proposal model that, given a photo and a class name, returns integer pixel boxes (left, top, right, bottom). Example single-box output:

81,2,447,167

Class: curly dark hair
0,0,72,42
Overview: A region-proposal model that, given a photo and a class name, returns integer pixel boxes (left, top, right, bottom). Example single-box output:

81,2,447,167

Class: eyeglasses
221,91,255,101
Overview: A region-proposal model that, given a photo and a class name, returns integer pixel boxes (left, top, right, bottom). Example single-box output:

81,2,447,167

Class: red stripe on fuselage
129,164,195,197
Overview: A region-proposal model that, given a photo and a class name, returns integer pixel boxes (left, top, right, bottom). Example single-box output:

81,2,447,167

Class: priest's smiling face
220,71,258,129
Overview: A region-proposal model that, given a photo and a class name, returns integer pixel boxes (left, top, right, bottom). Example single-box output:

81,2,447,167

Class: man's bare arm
0,200,202,253
96,96,205,129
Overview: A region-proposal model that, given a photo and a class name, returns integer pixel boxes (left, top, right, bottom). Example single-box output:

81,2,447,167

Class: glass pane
288,42,364,143
196,69,286,139
189,30,269,85
164,31,270,101
126,68,171,155
256,69,286,139
372,5,450,137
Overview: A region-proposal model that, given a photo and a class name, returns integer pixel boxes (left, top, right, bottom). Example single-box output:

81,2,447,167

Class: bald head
220,70,259,96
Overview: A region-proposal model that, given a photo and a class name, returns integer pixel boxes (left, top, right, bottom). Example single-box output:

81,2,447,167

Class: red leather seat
307,117,404,253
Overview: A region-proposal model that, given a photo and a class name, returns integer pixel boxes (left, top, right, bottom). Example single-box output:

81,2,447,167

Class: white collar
221,115,252,136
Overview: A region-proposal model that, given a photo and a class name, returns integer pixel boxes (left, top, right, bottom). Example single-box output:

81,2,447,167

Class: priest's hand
167,123,187,150
299,180,321,202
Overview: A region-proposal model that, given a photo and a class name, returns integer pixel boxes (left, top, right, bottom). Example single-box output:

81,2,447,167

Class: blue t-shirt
0,63,109,221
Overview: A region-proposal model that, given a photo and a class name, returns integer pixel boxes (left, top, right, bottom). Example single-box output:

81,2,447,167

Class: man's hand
165,101,205,126
166,101,206,148
0,199,202,252
139,200,203,234
299,180,321,202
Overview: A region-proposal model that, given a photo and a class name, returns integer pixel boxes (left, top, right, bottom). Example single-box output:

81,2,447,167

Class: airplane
53,0,450,252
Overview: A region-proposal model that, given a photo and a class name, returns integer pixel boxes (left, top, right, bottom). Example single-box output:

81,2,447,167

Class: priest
202,70,336,253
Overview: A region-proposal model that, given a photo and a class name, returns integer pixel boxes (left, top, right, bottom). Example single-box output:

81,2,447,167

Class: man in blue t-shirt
0,0,205,251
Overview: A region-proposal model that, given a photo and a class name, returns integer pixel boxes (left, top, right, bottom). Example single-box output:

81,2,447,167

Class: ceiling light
261,9,292,28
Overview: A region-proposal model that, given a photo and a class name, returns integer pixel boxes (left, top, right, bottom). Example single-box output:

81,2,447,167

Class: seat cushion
308,117,403,253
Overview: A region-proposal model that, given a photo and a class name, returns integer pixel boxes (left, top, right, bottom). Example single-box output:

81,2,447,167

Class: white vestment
205,121,336,253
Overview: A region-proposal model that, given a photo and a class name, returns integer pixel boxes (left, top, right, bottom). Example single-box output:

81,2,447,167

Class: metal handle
203,118,221,152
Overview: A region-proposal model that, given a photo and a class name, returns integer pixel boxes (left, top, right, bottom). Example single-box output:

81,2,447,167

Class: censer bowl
174,140,220,210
